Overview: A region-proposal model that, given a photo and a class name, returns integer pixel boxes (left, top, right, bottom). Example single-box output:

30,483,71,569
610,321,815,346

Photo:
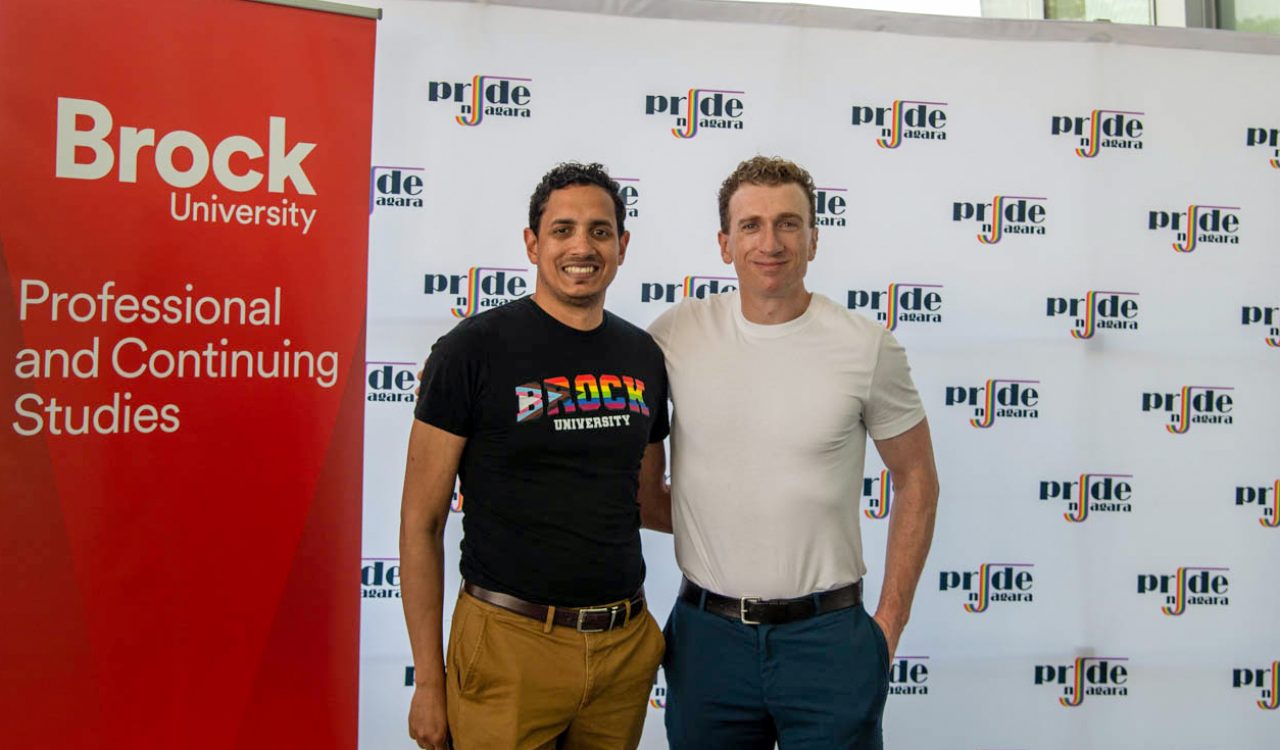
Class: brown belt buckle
576,605,619,632
739,597,762,625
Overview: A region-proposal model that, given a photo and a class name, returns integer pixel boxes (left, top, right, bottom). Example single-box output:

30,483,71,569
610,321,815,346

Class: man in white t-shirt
640,156,939,749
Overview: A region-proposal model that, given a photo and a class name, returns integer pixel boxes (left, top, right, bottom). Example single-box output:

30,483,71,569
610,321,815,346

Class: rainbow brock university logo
423,266,529,318
1035,657,1129,706
643,88,746,138
938,563,1034,613
1234,662,1280,710
1137,566,1230,615
1051,109,1144,157
426,75,533,126
1045,290,1139,339
847,283,943,330
1236,480,1280,528
1039,473,1133,523
1140,385,1234,433
944,379,1040,428
951,196,1047,244
849,99,948,147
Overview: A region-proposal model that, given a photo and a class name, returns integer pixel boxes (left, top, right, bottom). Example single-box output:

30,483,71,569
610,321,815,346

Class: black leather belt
463,581,645,633
680,577,862,626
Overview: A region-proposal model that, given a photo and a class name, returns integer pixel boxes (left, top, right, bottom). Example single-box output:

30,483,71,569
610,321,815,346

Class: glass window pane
1220,0,1280,35
1046,0,1154,24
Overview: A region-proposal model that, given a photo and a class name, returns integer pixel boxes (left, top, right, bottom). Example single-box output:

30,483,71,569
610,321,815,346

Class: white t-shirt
648,291,925,599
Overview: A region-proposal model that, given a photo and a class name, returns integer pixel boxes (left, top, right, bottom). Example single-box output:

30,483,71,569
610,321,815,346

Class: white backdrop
358,1,1280,748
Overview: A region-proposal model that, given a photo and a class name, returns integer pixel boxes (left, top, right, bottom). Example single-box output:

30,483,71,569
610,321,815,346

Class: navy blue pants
663,596,889,749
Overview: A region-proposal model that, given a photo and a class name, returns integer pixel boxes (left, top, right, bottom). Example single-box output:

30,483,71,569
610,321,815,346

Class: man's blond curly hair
717,156,816,233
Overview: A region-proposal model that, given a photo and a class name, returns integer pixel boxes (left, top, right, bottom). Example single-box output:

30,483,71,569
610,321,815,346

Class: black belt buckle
739,597,762,625
576,605,620,632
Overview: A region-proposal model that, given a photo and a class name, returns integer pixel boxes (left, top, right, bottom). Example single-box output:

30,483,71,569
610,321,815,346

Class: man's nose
565,228,594,250
758,225,783,253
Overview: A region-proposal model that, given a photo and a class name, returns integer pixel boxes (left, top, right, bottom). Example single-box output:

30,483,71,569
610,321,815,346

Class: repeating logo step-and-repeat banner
0,1,376,748
359,1,1278,748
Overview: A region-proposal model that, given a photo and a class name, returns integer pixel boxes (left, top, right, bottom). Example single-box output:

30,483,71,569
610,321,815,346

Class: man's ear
524,227,538,264
617,230,630,266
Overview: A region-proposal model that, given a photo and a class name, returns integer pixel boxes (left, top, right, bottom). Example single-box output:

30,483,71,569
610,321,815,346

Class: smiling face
718,181,818,307
523,183,629,321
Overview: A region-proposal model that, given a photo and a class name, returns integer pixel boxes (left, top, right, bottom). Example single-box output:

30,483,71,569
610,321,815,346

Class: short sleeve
644,313,675,444
647,366,671,444
646,305,677,353
864,331,926,441
414,324,484,437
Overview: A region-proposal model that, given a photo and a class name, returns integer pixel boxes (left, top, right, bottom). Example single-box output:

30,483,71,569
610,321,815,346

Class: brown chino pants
445,590,665,750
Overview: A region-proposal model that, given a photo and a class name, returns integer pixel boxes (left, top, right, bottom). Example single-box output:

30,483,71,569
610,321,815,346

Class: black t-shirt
415,296,670,606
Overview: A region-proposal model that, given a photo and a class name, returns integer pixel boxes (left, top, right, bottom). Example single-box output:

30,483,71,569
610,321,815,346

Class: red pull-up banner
0,1,374,747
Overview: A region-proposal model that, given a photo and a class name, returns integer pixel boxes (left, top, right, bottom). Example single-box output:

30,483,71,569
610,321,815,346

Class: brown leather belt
679,577,862,626
463,581,645,633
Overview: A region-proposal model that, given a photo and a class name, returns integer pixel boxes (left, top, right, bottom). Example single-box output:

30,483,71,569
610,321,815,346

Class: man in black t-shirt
400,163,669,750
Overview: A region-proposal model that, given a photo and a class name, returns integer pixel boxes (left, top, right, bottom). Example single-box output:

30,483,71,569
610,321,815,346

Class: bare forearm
401,522,447,689
639,483,672,532
399,416,466,747
398,420,466,694
638,442,672,533
875,473,938,631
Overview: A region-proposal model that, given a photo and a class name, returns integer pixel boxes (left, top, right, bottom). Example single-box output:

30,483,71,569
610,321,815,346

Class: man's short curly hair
528,162,626,234
717,156,816,233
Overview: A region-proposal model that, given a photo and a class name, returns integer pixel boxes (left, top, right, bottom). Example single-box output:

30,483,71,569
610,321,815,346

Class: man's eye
591,227,612,239
779,219,800,230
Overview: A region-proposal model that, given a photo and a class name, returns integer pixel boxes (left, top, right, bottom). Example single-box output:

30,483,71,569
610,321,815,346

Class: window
1218,0,1280,34
1044,0,1155,23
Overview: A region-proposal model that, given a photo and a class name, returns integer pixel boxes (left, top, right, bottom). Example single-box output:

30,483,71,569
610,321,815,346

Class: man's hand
408,683,449,749
871,610,903,663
